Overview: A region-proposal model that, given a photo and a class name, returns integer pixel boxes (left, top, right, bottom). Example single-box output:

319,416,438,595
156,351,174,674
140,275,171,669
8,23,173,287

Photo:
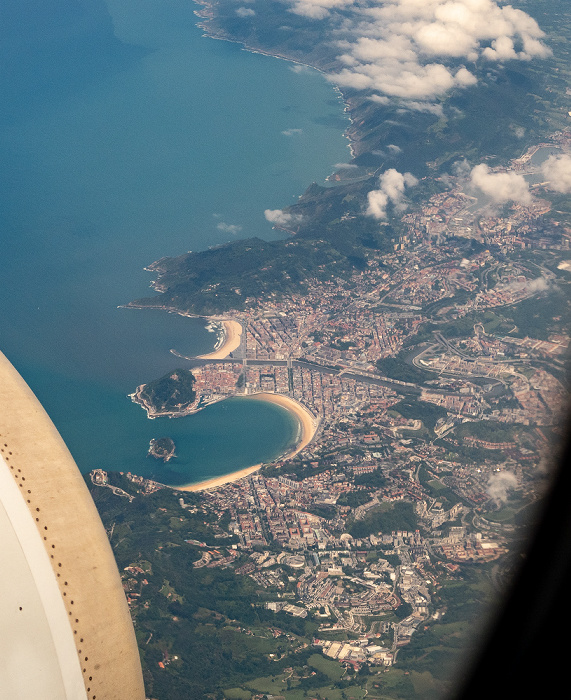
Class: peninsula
130,368,197,418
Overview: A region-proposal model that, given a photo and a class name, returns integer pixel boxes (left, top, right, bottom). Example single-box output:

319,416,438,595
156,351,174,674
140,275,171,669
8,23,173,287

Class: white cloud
367,190,391,219
366,168,418,219
330,55,476,100
333,162,358,169
396,100,444,115
482,35,518,61
382,168,418,200
487,471,518,505
264,209,303,226
288,0,354,20
505,276,550,294
526,277,550,293
371,143,402,158
217,222,243,235
281,128,304,136
414,21,479,58
369,94,391,105
453,158,471,177
236,7,256,17
470,163,531,204
281,0,551,103
541,154,571,194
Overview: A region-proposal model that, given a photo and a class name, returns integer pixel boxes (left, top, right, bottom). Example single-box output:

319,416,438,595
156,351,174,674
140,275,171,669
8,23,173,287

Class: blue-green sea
0,0,348,485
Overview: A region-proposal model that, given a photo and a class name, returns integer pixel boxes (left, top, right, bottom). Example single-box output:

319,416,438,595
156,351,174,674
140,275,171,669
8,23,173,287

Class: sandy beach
197,319,243,360
175,392,318,492
176,463,263,492
247,392,317,457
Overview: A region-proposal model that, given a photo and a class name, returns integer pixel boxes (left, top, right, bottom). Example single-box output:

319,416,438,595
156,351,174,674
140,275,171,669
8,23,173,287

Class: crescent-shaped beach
177,392,317,492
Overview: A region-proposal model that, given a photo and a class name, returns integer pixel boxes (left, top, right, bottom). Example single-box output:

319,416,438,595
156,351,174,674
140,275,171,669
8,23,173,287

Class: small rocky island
148,437,177,462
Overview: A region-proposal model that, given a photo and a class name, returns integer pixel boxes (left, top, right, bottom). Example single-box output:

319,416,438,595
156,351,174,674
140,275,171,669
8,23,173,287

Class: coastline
129,383,203,419
197,319,243,359
246,392,317,458
176,463,262,492
122,304,243,359
175,392,318,492
191,0,356,160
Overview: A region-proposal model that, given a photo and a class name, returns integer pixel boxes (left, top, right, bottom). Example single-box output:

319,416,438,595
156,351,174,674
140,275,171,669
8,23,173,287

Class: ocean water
0,0,348,485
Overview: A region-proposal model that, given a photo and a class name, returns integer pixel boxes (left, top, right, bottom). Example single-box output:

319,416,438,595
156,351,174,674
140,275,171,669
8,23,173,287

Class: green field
224,689,251,700
307,653,346,681
484,507,516,523
240,671,366,700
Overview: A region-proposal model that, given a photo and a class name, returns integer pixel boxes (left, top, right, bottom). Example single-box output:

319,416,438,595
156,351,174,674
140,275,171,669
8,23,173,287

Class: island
147,437,177,462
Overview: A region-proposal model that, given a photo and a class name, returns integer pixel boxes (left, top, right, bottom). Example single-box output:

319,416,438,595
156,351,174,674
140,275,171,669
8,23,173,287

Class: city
100,133,570,693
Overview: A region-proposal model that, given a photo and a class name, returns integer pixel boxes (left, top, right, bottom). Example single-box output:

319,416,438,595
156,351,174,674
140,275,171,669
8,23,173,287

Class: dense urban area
92,132,570,700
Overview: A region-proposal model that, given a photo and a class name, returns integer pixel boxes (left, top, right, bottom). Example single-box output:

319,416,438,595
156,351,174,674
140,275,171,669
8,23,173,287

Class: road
170,349,423,395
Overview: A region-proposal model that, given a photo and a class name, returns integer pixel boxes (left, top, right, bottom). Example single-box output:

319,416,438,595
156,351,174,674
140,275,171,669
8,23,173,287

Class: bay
0,0,348,485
